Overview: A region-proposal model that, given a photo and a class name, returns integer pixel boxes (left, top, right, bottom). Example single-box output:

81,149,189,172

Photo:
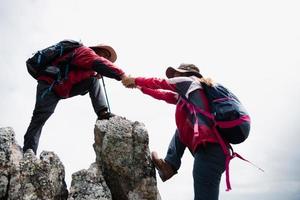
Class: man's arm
72,46,125,81
92,58,125,80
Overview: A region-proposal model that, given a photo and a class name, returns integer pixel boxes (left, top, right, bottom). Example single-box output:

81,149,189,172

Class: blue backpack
183,82,254,191
183,81,260,191
26,40,82,79
202,83,251,144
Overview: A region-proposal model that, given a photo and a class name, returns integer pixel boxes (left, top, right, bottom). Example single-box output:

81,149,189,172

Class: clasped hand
121,75,136,88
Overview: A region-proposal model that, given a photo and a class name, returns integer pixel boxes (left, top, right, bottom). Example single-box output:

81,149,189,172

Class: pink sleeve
135,77,176,92
140,87,178,104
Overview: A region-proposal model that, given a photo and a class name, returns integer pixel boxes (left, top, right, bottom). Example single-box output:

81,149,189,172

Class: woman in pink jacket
122,64,226,200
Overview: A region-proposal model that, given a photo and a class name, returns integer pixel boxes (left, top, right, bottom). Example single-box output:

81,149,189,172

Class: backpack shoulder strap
181,94,258,191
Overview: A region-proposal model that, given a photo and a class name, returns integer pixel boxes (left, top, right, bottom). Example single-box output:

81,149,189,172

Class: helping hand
121,75,136,88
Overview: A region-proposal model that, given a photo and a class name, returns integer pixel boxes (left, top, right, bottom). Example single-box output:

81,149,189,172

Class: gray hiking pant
165,130,226,200
23,77,107,154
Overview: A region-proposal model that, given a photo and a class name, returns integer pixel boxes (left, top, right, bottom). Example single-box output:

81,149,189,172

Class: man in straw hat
23,42,129,155
122,64,226,200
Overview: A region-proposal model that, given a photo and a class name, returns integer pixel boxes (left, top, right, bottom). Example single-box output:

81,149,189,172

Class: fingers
121,75,136,88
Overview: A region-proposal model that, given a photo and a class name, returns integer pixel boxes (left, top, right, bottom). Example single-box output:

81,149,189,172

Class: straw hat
90,44,117,63
166,63,202,78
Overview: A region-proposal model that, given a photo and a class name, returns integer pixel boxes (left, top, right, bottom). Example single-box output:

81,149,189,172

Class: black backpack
26,40,83,79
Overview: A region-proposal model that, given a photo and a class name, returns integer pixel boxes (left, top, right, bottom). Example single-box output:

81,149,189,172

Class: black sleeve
92,60,123,81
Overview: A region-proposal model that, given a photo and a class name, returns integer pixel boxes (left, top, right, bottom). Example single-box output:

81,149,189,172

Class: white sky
1,0,300,199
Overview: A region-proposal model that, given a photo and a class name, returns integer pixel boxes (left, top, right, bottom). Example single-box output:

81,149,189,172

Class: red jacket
135,76,218,152
38,46,124,98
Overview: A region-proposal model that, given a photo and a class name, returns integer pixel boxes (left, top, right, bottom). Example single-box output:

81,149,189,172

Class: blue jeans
165,130,226,200
23,77,107,154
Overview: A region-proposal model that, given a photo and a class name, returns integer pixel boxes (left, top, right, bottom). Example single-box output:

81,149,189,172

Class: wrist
120,74,126,80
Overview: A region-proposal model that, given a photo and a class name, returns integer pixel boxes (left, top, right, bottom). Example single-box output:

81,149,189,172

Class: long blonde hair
198,77,215,87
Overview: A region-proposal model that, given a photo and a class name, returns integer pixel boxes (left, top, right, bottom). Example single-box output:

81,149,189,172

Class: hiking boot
151,151,176,182
97,110,115,120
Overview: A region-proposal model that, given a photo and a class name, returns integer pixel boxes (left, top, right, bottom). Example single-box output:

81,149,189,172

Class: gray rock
93,116,161,200
0,127,23,199
0,127,68,200
11,150,68,200
0,116,161,200
68,163,112,200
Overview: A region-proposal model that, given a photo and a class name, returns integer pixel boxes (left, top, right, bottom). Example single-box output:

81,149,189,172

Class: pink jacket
135,76,218,152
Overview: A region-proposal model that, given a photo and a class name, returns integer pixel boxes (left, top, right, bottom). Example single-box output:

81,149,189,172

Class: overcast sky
1,0,300,199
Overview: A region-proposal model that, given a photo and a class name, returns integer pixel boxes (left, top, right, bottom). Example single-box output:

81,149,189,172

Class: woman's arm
122,76,196,102
135,77,177,92
140,87,178,104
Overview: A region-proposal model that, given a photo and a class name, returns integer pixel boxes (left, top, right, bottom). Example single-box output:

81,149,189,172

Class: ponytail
199,77,214,87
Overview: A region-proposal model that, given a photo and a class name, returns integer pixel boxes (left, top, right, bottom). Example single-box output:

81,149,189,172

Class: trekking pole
101,77,111,112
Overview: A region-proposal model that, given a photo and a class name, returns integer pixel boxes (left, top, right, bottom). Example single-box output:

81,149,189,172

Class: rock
0,116,161,200
0,127,22,200
68,163,112,200
12,150,68,200
0,127,68,200
93,116,161,200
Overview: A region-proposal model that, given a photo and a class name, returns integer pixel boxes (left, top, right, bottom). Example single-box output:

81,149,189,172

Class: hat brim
166,67,202,78
90,45,117,63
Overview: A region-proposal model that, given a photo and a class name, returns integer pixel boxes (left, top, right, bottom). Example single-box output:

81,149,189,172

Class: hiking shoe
97,111,115,120
151,151,176,182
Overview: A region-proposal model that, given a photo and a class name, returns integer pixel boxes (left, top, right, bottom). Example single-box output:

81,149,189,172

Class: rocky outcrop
93,116,160,200
11,150,68,200
0,127,68,200
68,163,112,200
0,116,160,200
0,127,23,200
